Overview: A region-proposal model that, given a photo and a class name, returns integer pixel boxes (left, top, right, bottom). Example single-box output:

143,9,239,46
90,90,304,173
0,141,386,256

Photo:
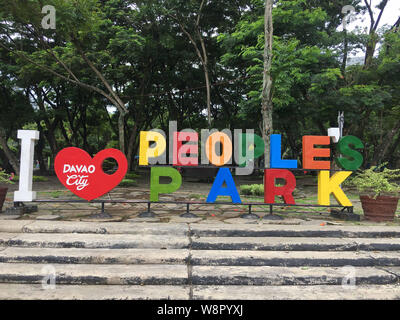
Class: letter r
264,169,296,204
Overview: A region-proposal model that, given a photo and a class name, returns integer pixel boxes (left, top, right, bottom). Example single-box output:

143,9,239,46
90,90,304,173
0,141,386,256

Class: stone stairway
0,220,399,300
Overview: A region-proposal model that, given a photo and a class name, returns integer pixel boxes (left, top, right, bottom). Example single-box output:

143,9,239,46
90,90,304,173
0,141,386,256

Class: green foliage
0,170,13,184
240,184,264,196
347,164,400,198
0,0,399,173
50,190,63,198
125,172,140,179
33,176,48,182
102,159,118,172
118,179,137,187
13,175,48,182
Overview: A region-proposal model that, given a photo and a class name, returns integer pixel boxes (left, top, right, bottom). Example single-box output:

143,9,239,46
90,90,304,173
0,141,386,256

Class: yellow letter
139,131,167,165
318,170,352,206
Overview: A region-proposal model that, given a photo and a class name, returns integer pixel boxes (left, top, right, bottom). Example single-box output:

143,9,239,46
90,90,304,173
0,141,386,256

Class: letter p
139,131,167,165
150,167,182,201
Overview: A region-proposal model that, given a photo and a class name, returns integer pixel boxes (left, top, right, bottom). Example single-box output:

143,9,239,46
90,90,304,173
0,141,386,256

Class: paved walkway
0,220,399,300
3,186,398,226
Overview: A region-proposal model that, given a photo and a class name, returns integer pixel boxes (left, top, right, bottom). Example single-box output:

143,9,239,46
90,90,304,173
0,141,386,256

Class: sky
345,0,399,32
341,0,400,58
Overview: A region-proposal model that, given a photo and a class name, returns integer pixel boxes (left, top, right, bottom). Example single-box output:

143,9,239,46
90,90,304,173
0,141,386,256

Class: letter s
336,136,364,171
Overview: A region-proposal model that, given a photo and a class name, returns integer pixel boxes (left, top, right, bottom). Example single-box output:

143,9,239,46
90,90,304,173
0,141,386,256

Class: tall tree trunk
32,88,59,156
363,0,389,68
341,29,349,72
172,0,211,127
261,0,273,169
118,113,126,155
0,129,19,174
372,119,400,165
126,122,139,172
35,121,48,174
203,62,212,128
364,32,378,67
387,132,400,167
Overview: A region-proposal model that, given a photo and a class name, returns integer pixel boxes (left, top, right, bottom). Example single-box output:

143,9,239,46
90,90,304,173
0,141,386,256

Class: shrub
0,170,13,184
347,163,400,198
102,159,118,172
12,175,48,182
33,176,48,182
118,179,137,187
125,172,140,179
240,184,264,196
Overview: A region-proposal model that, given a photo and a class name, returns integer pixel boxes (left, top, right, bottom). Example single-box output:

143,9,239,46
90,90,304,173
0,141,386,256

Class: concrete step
192,285,400,300
2,232,400,251
0,263,188,285
191,266,400,285
1,283,399,300
191,224,400,238
0,247,188,264
2,247,400,267
0,284,189,300
0,233,189,249
0,263,398,286
190,250,400,267
191,236,400,251
5,221,189,236
2,221,400,238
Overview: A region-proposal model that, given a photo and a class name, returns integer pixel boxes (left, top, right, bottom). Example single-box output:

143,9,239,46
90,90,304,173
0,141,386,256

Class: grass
125,172,140,179
118,179,138,187
37,190,65,198
13,175,48,182
189,194,205,199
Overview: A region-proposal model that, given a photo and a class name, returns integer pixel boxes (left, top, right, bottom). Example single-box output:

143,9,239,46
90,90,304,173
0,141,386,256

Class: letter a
206,168,241,203
42,5,56,30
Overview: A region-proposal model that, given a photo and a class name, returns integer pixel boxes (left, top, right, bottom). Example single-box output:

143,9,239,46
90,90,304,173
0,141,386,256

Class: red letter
302,136,331,169
173,132,198,166
264,169,296,204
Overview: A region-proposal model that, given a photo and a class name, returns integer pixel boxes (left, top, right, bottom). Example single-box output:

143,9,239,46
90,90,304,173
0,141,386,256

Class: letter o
88,165,95,174
205,132,232,166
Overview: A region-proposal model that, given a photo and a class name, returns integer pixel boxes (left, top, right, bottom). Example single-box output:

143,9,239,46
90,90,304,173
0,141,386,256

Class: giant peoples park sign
13,123,364,207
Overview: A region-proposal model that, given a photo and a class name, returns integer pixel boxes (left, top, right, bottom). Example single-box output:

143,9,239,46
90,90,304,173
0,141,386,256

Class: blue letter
206,168,241,203
270,134,297,169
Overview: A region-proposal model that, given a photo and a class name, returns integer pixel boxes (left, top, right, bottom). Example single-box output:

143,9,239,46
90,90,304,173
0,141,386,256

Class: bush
0,170,13,184
33,176,48,182
240,184,264,196
125,172,140,179
102,159,118,172
347,163,400,198
118,179,137,187
13,175,48,182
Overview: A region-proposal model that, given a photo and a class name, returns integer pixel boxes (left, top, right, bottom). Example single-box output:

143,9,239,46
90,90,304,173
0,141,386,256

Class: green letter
336,136,364,170
240,133,264,166
150,167,182,201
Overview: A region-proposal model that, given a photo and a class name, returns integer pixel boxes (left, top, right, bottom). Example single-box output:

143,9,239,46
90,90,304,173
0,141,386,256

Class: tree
261,0,273,168
0,0,143,155
363,0,389,68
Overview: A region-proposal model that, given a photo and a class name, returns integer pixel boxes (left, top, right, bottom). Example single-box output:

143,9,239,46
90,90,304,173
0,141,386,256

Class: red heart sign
55,147,128,201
